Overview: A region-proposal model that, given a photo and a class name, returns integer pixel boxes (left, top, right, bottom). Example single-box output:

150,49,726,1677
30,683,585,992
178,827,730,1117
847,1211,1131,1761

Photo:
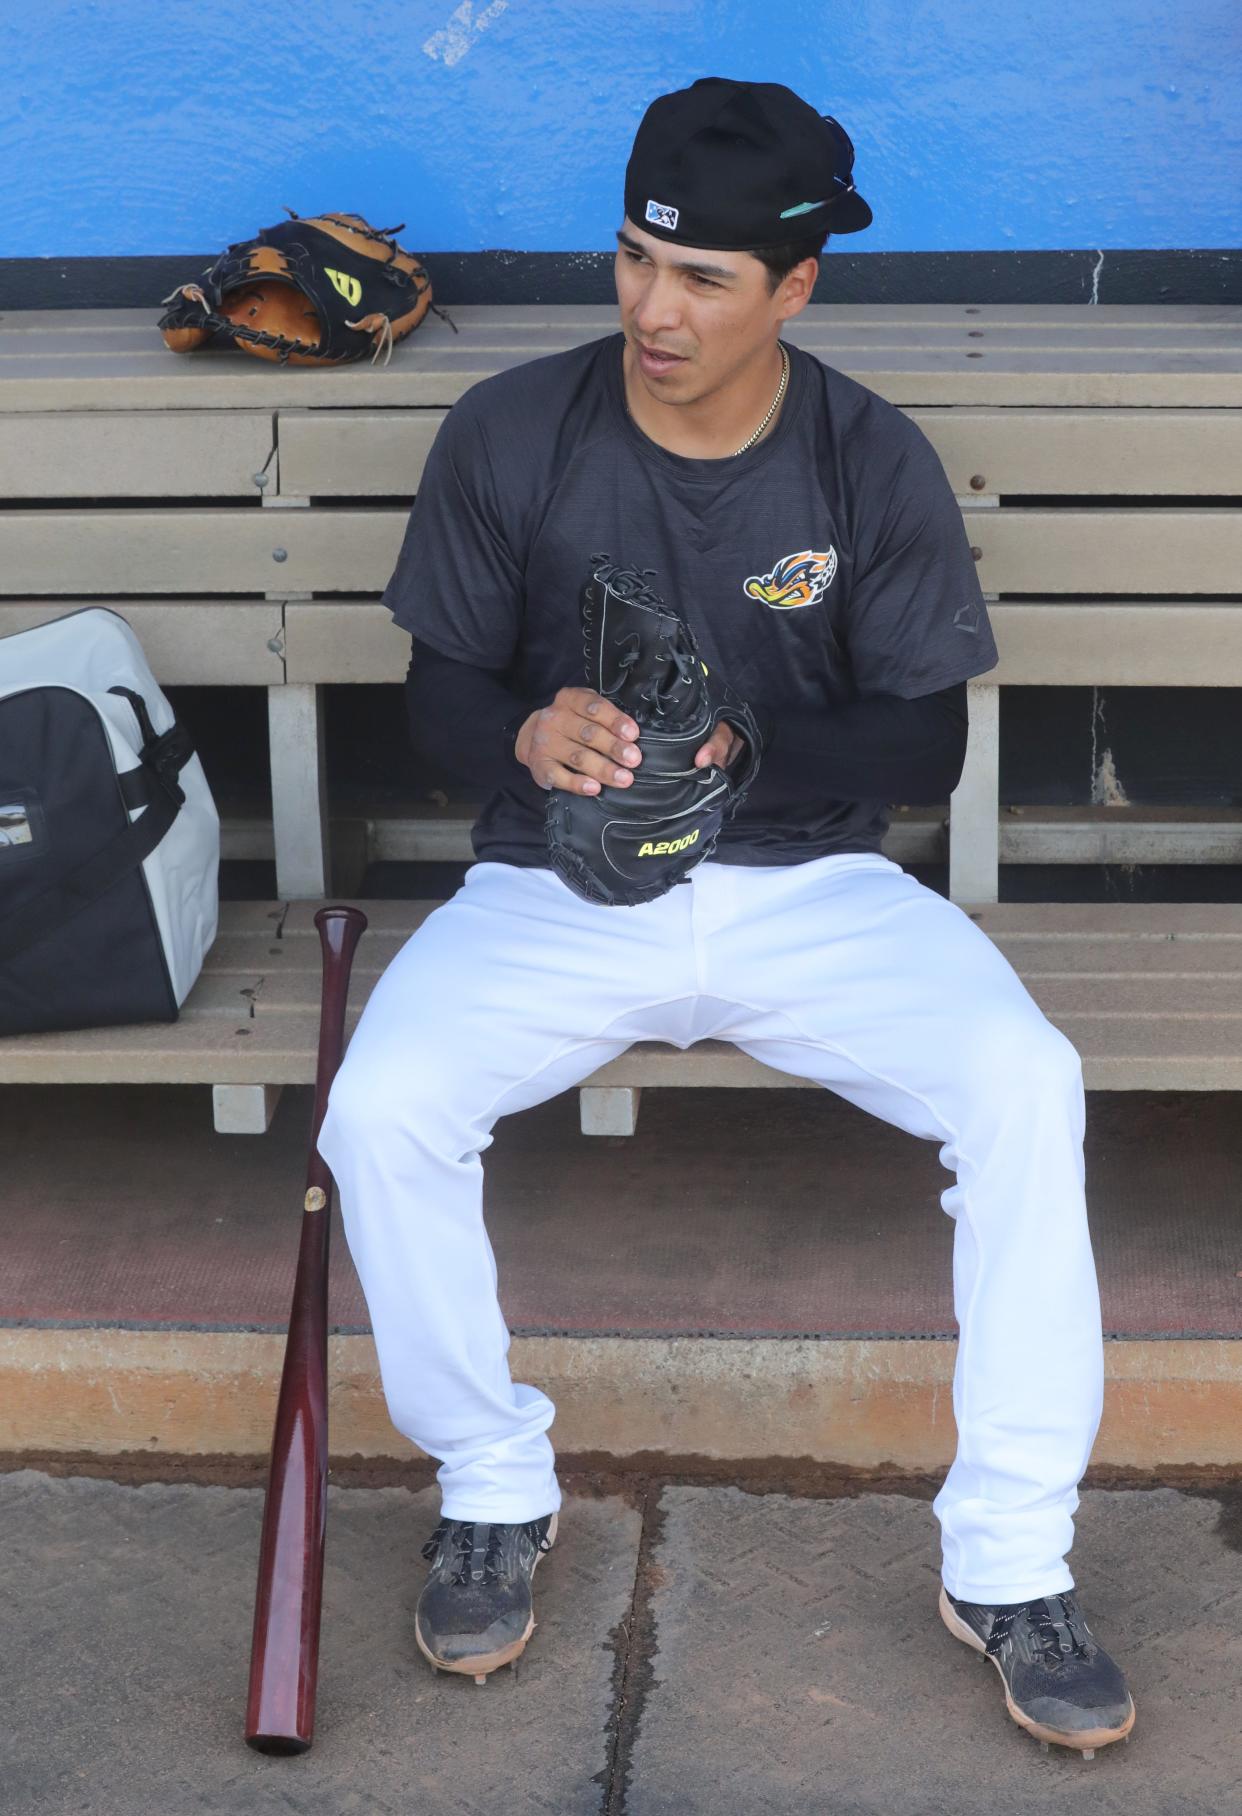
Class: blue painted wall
3,0,1238,257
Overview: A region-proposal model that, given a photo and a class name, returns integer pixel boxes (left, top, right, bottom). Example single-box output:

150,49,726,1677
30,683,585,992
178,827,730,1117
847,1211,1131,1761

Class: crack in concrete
598,1480,666,1816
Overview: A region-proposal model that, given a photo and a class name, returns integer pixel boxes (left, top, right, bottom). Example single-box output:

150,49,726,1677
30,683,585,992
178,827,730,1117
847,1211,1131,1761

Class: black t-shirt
383,331,999,867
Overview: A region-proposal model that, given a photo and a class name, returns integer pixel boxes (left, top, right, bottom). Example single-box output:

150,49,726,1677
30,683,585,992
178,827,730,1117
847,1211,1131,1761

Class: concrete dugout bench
2,301,1241,1131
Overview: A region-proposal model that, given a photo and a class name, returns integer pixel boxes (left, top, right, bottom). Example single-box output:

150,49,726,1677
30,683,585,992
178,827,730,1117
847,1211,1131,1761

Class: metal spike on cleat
474,1674,488,1687
1082,1749,1095,1760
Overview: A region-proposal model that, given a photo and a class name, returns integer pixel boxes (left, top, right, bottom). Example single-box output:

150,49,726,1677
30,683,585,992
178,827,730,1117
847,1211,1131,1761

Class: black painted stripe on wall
1,247,1239,311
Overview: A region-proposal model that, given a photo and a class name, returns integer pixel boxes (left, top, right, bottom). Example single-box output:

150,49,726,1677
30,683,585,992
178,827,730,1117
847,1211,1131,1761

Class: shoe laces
985,1593,1093,1668
421,1518,552,1587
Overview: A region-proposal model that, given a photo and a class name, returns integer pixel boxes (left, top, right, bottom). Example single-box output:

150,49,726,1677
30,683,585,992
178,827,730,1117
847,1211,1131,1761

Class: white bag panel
0,607,175,724
138,747,219,1004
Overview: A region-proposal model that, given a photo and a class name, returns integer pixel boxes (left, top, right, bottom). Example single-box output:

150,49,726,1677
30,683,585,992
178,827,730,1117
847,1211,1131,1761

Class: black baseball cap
624,77,872,252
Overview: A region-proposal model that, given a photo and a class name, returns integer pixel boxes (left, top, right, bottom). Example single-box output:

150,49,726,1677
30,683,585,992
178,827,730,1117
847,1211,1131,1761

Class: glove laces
588,553,665,609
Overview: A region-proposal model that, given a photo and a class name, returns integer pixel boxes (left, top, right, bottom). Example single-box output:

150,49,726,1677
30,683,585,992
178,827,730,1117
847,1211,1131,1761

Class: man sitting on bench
317,75,1134,1758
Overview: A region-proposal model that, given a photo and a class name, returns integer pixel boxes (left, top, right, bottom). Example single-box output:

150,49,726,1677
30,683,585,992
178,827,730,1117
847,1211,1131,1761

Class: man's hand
694,722,747,771
516,690,748,794
515,686,643,795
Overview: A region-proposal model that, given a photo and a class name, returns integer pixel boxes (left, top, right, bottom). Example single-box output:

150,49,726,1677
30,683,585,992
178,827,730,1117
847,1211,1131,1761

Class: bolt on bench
2,302,1241,1132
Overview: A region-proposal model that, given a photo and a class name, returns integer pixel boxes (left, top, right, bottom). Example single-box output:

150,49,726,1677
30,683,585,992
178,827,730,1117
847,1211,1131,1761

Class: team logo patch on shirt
645,199,679,231
744,547,838,610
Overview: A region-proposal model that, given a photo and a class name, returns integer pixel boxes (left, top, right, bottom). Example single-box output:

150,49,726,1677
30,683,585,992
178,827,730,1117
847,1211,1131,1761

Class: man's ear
776,255,821,322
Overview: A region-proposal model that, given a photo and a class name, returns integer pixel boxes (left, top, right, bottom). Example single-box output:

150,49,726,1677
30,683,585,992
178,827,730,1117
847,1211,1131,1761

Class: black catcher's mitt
158,209,439,367
545,554,763,906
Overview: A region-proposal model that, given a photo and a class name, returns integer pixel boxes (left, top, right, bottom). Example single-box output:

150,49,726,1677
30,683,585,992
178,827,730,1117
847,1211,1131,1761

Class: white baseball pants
316,851,1104,1604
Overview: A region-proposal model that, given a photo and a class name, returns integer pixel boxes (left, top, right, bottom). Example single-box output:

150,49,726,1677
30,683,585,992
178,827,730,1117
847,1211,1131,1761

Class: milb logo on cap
645,199,680,231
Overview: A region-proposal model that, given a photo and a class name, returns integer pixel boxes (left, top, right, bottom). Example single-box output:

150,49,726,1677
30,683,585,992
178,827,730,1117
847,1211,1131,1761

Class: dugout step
3,1080,1242,1464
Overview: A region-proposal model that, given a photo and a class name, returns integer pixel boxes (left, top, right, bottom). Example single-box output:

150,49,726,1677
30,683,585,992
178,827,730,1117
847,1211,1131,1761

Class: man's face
614,215,812,405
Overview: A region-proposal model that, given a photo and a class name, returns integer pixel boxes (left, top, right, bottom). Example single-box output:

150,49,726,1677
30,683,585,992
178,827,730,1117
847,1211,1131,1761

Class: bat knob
314,904,368,967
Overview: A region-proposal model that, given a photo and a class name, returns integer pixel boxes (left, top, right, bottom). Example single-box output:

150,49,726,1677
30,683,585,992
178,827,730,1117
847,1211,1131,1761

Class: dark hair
751,232,828,293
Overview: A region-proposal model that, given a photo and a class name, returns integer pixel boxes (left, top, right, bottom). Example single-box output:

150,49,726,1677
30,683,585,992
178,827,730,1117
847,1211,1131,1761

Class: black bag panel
0,869,177,1035
0,688,176,1036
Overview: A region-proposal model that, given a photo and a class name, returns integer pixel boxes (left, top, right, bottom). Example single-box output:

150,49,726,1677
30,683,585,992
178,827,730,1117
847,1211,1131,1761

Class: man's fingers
695,731,732,767
529,707,640,788
526,691,649,793
539,764,630,795
576,718,642,764
537,748,634,794
557,688,639,744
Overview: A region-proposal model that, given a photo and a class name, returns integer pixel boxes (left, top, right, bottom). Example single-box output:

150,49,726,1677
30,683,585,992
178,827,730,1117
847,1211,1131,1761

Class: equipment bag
0,607,219,1036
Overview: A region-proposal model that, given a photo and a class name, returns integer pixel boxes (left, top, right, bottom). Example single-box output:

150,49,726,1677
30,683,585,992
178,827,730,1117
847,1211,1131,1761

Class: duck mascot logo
744,546,837,610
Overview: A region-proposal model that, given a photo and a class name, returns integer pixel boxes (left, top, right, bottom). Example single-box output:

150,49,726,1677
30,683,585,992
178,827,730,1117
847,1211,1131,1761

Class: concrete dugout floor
3,1469,1241,1815
4,1074,1242,1808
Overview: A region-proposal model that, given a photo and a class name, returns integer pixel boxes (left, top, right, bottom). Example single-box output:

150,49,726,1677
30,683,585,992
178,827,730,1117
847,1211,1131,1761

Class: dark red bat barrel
244,904,367,1753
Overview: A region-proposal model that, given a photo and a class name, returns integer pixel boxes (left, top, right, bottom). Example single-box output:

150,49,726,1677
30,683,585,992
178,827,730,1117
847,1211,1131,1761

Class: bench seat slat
588,1032,1242,1094
208,920,1242,979
221,968,1242,1017
5,305,1240,352
4,902,1242,1091
18,318,1242,354
0,1016,318,1085
278,899,445,935
5,1023,1240,1090
4,299,1240,412
205,918,439,973
273,899,1242,939
7,303,1237,333
596,1022,1242,1063
967,902,1242,936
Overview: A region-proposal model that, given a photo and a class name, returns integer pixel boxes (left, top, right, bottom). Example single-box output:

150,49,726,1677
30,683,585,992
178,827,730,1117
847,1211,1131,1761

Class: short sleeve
381,391,524,669
845,424,1000,700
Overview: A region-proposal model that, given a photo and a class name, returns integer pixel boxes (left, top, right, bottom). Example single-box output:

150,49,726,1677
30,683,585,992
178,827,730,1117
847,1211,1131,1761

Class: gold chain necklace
731,344,789,456
623,341,790,457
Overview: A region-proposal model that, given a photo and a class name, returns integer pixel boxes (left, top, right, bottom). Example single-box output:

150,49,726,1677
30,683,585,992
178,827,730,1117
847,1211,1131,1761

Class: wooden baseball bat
244,903,367,1754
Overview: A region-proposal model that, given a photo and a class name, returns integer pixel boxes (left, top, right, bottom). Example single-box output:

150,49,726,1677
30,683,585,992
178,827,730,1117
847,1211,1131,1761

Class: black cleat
416,1513,557,1683
940,1585,1135,1757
